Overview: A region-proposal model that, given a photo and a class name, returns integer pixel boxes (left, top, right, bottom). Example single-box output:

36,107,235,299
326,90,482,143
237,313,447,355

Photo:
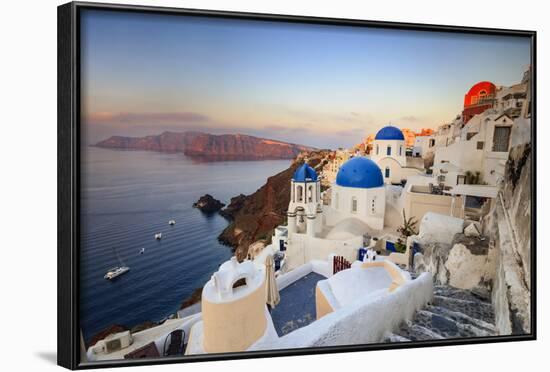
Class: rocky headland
219,194,247,219
193,194,225,213
95,131,316,160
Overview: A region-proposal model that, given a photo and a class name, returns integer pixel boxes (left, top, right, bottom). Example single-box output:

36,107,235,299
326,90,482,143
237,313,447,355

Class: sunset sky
81,9,531,149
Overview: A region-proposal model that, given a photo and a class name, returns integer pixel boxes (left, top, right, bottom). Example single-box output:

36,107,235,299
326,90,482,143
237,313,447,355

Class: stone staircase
385,285,497,342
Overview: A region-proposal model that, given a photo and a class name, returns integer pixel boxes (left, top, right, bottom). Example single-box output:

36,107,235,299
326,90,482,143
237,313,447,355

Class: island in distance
94,131,317,160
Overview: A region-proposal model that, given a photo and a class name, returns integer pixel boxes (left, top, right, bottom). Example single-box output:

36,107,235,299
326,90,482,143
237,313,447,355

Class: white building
287,163,323,237
328,156,386,230
283,157,388,269
433,111,516,186
495,83,528,118
412,135,435,158
370,125,407,168
369,125,422,185
322,149,352,184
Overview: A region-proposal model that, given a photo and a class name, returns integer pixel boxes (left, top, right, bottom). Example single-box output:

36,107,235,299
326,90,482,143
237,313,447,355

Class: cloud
399,115,421,122
263,124,313,135
334,127,366,138
87,111,210,124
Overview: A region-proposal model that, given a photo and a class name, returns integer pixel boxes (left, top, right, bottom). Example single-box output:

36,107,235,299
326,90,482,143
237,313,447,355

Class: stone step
388,285,497,343
414,310,495,338
433,286,491,304
426,305,496,334
432,295,495,323
394,321,445,341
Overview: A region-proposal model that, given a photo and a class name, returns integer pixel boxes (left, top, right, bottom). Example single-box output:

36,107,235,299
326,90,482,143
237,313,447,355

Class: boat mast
113,246,126,267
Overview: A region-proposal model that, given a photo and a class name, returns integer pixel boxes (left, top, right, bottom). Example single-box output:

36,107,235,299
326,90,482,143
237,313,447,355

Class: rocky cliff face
414,141,532,336
414,235,495,297
95,131,316,160
485,142,532,335
218,150,332,260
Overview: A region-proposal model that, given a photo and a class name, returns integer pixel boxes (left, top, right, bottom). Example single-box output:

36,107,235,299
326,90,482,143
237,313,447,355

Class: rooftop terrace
270,272,326,336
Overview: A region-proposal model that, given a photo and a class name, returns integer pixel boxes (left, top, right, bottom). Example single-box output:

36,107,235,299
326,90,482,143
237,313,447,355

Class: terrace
270,272,326,336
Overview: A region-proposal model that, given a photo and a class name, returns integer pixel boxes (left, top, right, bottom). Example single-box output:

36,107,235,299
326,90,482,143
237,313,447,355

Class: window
334,193,339,209
376,145,379,155
492,126,511,152
385,167,390,178
429,139,435,147
466,132,477,140
297,185,303,202
387,146,392,156
351,197,357,213
308,185,313,202
371,197,376,214
477,141,484,150
399,146,402,156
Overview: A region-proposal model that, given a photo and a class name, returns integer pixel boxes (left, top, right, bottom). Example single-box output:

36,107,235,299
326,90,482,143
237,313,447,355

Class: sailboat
104,247,130,280
155,232,162,240
168,219,176,226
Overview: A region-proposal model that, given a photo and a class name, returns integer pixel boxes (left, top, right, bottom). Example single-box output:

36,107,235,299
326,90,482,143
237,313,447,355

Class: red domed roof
464,81,496,107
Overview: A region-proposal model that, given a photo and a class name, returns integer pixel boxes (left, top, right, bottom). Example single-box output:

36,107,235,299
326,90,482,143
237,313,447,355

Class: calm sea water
80,147,290,342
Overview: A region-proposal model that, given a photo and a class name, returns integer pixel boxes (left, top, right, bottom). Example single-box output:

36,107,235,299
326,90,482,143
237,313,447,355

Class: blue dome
293,163,318,182
336,157,383,188
375,125,405,140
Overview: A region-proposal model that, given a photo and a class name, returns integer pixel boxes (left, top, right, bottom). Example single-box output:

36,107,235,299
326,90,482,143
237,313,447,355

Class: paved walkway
270,272,326,336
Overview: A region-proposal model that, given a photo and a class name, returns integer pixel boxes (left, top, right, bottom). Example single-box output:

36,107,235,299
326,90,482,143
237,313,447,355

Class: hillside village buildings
84,69,532,361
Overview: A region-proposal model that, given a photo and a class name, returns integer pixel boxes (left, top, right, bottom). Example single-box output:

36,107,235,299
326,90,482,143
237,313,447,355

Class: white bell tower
287,162,321,237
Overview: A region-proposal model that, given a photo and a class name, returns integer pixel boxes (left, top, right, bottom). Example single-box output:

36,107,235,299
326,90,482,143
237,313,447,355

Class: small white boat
168,219,176,226
155,233,162,240
104,266,130,280
140,248,145,254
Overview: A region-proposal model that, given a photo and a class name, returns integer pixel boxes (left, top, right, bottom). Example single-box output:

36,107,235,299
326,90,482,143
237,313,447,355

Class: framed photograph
58,1,536,369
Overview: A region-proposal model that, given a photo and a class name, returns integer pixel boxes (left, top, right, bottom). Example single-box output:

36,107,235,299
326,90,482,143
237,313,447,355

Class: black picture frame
58,1,537,369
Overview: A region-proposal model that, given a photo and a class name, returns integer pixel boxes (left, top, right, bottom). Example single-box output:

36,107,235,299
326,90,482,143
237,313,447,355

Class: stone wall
483,142,531,335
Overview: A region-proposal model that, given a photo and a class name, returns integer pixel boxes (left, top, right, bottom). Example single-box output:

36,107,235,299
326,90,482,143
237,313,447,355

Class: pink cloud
87,111,209,124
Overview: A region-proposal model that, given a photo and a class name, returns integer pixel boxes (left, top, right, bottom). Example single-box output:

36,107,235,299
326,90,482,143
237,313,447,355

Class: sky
80,9,531,149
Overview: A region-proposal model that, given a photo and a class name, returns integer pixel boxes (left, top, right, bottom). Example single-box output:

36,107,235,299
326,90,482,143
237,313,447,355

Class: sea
80,146,290,342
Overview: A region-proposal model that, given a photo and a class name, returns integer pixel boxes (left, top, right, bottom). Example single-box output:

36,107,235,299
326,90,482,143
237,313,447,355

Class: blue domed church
369,124,421,184
283,157,387,270
287,163,323,237
330,157,386,230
